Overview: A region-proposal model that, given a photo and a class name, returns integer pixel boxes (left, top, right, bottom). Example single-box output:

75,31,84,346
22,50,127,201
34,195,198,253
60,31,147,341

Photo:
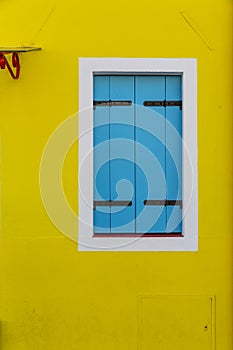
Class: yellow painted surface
0,0,232,349
139,296,214,350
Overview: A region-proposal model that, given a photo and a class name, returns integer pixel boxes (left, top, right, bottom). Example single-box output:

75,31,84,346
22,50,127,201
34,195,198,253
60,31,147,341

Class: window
78,58,197,251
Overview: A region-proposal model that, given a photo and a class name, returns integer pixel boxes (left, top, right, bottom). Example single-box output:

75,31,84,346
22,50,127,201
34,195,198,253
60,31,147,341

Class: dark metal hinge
144,199,182,209
143,100,182,110
94,200,132,210
93,100,132,108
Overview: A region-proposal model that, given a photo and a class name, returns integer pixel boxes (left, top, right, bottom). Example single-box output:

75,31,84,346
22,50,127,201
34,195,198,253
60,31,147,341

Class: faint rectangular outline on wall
78,58,198,251
137,295,216,350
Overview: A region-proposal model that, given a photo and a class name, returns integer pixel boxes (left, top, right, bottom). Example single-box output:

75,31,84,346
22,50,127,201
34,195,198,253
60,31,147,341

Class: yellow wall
0,0,232,349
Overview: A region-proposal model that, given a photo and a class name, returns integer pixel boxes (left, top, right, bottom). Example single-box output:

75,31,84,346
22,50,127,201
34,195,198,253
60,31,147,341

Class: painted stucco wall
0,0,232,349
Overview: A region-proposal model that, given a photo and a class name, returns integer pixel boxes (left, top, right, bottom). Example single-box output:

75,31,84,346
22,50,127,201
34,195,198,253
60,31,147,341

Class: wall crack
180,11,214,51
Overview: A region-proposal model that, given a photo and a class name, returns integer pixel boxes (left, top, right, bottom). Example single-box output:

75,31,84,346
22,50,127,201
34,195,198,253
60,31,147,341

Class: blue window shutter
93,75,182,235
93,76,111,233
135,76,167,233
109,76,135,233
165,76,182,233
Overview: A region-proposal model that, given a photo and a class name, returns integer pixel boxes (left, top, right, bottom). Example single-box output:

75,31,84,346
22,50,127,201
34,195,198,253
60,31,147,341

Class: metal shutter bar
143,100,182,110
144,200,182,209
94,200,132,210
93,100,132,107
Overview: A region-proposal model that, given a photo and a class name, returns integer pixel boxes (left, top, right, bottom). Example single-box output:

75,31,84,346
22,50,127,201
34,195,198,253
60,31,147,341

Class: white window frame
78,58,198,251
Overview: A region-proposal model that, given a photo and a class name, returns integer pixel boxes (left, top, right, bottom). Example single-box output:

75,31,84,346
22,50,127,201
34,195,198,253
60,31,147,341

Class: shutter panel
165,76,182,233
135,76,166,233
93,76,111,233
109,76,135,233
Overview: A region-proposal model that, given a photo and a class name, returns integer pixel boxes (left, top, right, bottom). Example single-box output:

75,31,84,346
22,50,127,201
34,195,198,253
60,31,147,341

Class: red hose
0,52,20,79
